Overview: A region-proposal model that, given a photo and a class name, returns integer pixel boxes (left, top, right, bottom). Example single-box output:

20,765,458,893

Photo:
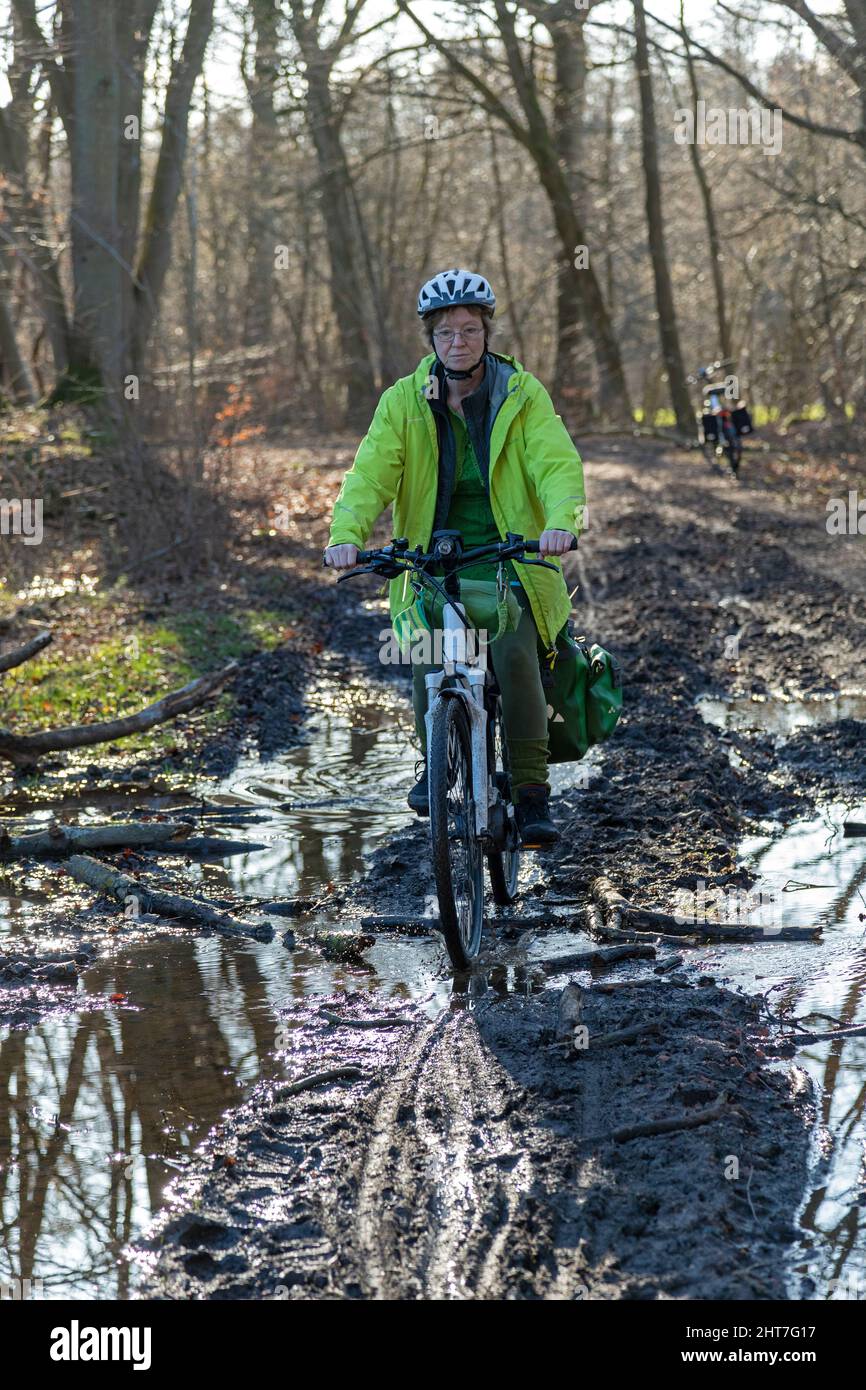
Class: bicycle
332,528,576,970
689,358,754,476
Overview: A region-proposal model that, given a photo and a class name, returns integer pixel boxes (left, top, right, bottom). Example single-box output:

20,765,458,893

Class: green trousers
411,585,550,800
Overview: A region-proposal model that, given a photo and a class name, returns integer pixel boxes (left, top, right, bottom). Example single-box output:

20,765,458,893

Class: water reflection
695,806,866,1299
696,690,866,736
0,931,448,1299
0,678,448,1297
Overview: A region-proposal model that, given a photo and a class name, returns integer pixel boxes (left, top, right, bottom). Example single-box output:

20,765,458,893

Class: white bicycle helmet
417,268,496,318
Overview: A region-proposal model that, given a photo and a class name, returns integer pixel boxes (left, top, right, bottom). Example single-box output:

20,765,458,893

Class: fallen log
0,661,238,767
318,1008,415,1029
0,819,192,860
581,903,610,941
274,1066,366,1098
555,983,585,1040
258,897,315,918
159,836,268,858
843,822,866,838
590,875,631,930
654,954,684,973
590,876,820,941
591,879,698,935
769,1022,866,1047
0,629,52,673
540,943,656,975
586,1021,662,1049
579,903,688,947
0,955,80,983
64,853,274,941
692,924,820,942
123,804,272,825
591,977,690,992
581,1092,729,1146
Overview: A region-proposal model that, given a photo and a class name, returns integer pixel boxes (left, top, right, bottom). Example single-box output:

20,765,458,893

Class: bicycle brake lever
337,560,404,581
335,563,377,582
517,556,560,572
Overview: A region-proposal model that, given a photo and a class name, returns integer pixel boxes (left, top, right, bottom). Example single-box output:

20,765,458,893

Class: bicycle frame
421,593,492,840
330,527,570,844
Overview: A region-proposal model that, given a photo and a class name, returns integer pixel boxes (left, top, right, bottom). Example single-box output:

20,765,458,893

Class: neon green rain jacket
326,352,586,651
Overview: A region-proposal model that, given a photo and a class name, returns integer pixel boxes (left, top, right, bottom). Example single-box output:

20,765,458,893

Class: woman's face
431,307,486,371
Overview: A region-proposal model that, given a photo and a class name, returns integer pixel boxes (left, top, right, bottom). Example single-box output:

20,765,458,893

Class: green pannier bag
539,624,623,764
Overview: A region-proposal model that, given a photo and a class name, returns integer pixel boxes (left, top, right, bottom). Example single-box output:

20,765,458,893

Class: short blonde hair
420,303,495,349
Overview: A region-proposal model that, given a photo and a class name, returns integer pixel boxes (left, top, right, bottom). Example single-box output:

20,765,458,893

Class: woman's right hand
323,543,359,571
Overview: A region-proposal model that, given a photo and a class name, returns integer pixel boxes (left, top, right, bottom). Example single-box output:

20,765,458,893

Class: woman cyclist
323,268,585,845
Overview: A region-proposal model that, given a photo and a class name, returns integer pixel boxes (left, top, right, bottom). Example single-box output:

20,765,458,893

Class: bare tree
242,0,282,347
633,0,692,433
398,0,632,426
0,5,72,377
129,0,216,373
7,0,215,407
286,0,381,427
678,3,732,364
646,0,866,152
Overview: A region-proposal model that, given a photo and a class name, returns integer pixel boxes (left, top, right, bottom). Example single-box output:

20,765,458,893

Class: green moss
2,604,289,760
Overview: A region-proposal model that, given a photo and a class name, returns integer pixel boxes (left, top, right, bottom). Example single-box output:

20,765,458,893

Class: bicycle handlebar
323,531,576,581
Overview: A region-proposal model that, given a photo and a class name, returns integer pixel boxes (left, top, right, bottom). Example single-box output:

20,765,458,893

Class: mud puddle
697,689,866,737
680,805,866,1299
0,674,575,1298
0,679,426,1296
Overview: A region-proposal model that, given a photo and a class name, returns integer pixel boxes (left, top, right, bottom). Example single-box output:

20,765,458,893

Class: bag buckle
540,642,557,689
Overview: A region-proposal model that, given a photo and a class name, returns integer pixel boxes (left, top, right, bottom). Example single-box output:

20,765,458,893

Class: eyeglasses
432,326,485,343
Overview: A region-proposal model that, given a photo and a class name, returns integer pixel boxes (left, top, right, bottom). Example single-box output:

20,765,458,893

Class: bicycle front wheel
429,695,484,968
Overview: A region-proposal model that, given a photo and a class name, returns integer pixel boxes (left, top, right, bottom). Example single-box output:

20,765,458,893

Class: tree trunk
0,8,71,378
681,16,732,364
491,0,630,424
550,18,595,427
633,0,693,435
0,272,36,403
243,0,280,346
600,73,618,317
115,1,160,364
66,0,123,408
131,0,215,373
291,27,378,427
0,120,72,377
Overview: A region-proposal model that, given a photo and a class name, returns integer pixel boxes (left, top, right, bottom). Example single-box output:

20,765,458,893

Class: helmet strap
436,343,488,381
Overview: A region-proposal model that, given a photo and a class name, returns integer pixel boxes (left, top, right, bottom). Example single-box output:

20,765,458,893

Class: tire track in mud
140,980,815,1301
357,1011,525,1299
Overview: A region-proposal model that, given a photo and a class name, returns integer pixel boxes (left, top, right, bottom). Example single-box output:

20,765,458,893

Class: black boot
408,758,429,816
515,784,559,847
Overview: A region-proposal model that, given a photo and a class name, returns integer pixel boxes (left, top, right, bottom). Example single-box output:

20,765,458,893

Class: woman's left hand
538,528,576,557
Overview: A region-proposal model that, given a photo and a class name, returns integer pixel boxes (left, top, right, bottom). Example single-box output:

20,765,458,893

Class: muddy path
4,433,866,1300
140,984,813,1301
138,437,864,1301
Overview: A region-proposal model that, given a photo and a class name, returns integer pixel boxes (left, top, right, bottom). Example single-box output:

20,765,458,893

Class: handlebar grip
322,545,368,567
524,535,578,553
